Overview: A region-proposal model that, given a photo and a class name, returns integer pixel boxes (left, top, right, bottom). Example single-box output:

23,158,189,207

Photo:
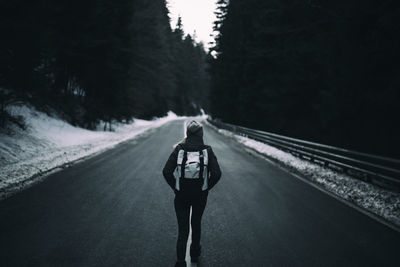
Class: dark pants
174,182,208,261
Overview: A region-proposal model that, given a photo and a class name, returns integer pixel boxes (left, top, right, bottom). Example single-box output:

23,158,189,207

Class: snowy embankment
212,126,400,228
0,105,182,199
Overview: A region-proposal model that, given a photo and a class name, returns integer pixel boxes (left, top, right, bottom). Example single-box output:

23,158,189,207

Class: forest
210,0,400,158
1,0,399,158
0,0,210,129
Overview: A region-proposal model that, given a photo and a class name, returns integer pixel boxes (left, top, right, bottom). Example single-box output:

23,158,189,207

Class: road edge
0,121,174,201
204,120,400,233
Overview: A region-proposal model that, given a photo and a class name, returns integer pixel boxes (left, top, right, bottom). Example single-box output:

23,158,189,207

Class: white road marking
185,207,198,266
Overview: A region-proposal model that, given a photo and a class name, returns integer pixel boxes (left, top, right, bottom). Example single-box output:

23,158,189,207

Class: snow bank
215,128,400,228
0,106,182,199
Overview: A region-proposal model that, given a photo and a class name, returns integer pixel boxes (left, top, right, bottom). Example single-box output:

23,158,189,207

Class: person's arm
162,145,180,192
207,147,222,191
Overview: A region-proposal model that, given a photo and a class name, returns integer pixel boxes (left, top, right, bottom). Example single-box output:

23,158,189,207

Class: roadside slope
0,105,180,199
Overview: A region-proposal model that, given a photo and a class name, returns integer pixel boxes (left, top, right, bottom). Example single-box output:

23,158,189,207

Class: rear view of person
163,120,222,267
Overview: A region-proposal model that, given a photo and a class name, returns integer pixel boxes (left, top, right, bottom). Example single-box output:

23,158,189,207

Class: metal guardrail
207,118,400,191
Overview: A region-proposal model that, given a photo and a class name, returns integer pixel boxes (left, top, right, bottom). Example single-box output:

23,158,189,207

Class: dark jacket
162,136,222,192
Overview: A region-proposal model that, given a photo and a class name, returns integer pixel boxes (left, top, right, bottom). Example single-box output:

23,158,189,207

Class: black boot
175,260,187,267
190,244,201,263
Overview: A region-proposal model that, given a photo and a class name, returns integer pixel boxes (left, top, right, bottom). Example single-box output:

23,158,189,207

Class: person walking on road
163,120,222,267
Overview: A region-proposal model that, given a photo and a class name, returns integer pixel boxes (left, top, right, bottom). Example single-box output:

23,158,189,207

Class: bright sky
167,0,217,50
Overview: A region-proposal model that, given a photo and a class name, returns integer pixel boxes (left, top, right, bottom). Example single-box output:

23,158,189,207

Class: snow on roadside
0,105,182,199
215,128,400,227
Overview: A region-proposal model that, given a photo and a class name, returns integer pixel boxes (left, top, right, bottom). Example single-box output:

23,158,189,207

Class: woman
163,120,222,267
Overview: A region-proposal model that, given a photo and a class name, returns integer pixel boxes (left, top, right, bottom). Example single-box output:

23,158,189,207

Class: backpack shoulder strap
177,148,185,165
180,150,188,178
199,150,204,179
202,147,209,166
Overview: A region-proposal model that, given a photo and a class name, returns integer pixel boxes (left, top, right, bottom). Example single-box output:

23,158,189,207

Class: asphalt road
1,119,399,267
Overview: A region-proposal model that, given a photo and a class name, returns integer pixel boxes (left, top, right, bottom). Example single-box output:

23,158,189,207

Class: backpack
174,147,209,191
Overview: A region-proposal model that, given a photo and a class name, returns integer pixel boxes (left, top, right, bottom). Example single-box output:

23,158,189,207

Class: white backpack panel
174,148,209,191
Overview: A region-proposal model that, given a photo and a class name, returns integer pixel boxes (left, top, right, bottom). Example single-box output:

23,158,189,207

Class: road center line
185,207,197,266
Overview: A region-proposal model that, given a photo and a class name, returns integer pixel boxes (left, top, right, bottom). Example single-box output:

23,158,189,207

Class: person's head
174,120,203,147
186,120,203,138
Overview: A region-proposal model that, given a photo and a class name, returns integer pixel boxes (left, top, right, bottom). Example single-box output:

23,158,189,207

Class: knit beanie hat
186,120,203,137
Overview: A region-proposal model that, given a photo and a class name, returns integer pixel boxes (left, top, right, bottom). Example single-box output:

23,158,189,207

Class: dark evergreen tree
210,0,400,157
0,0,211,128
